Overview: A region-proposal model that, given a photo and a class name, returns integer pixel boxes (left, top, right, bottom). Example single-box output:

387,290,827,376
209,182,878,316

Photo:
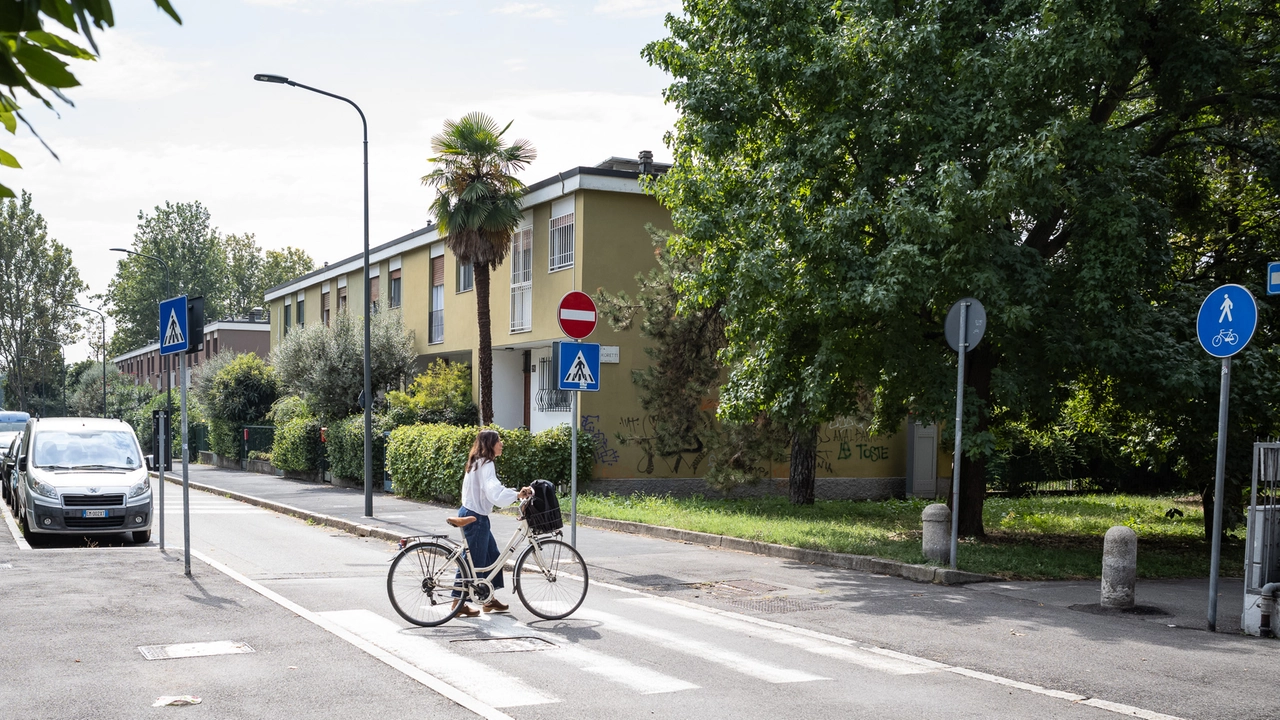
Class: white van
14,417,153,544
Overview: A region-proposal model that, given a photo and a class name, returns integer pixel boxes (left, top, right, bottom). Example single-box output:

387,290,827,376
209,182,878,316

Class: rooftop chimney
638,150,654,175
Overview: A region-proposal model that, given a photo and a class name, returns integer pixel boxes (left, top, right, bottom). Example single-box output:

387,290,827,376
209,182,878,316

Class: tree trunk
789,423,818,505
955,344,995,538
474,262,494,426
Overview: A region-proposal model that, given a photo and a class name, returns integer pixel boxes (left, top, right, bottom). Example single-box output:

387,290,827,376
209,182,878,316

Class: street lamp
71,303,107,418
111,247,172,551
254,72,374,518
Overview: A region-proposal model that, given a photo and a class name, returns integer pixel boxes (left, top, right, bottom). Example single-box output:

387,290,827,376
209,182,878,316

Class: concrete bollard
922,503,951,564
1101,526,1137,608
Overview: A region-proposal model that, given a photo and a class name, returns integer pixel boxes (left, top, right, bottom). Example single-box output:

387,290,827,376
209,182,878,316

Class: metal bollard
1101,526,1137,608
922,503,952,564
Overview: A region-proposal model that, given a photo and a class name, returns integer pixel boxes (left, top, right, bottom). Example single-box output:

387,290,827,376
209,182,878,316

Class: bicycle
1212,328,1239,347
386,500,589,626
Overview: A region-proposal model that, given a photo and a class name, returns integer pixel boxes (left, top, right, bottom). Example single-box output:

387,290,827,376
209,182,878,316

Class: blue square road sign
556,342,600,392
159,295,189,356
1268,262,1280,295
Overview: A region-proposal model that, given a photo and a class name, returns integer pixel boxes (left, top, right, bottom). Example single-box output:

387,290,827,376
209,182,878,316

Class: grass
572,493,1246,581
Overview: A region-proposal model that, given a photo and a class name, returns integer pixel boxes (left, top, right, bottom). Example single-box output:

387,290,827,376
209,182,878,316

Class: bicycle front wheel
387,541,468,627
514,538,589,620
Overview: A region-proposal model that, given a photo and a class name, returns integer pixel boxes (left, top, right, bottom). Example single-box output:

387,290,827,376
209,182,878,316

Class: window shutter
431,256,444,286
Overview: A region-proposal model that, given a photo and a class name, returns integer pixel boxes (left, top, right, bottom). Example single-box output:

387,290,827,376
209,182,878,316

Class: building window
369,275,380,313
510,227,532,332
296,299,304,328
284,303,291,336
389,269,402,309
430,255,444,343
322,291,331,326
535,356,571,412
338,285,348,314
549,211,574,271
457,260,473,293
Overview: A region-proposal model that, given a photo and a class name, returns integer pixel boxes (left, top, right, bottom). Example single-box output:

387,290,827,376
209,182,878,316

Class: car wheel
18,510,34,543
131,529,151,544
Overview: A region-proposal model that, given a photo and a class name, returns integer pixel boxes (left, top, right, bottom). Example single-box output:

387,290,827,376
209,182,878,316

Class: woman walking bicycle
386,431,590,626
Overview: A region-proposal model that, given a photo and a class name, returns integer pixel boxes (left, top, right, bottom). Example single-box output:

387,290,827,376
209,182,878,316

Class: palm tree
422,112,536,426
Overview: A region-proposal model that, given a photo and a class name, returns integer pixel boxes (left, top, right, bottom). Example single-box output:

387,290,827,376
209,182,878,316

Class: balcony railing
429,309,443,344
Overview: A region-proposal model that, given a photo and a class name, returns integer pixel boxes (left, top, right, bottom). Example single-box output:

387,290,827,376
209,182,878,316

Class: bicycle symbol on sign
1211,328,1239,348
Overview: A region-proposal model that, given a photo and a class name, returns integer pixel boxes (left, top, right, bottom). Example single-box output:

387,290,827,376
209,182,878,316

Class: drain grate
722,597,831,614
621,574,687,588
450,636,557,653
138,641,255,660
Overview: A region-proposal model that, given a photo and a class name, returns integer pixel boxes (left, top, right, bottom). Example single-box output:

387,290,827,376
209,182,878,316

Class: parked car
0,411,28,506
14,417,153,544
2,434,20,510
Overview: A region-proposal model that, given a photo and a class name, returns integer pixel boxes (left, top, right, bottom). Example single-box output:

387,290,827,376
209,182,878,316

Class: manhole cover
684,579,786,597
450,636,557,653
138,641,255,660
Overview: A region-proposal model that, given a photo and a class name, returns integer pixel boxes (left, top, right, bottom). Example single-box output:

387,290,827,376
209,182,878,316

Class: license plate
82,509,107,518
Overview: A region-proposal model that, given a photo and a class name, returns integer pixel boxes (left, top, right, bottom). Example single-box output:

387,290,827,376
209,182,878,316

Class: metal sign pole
570,390,579,547
949,302,969,570
181,354,191,577
1208,357,1231,631
157,409,165,551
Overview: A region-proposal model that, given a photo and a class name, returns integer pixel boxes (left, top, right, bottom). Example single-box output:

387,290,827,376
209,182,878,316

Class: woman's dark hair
467,430,501,471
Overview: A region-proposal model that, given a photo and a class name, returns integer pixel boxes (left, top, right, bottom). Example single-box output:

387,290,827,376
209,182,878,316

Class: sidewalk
163,464,1245,634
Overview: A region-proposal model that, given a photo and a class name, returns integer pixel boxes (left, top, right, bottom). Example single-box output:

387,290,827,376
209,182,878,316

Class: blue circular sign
1197,284,1257,358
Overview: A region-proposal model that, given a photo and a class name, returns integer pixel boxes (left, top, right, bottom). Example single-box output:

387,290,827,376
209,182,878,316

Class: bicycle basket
524,506,563,534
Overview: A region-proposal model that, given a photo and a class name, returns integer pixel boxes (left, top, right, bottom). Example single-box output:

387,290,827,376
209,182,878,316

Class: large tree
646,0,1280,529
422,113,536,426
0,191,84,412
260,247,314,298
0,2,180,198
105,201,227,354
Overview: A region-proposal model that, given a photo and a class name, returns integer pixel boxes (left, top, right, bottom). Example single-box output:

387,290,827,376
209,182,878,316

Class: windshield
32,430,142,470
0,422,25,433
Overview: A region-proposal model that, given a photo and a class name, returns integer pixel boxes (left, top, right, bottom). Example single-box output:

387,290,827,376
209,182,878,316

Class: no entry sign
558,291,597,339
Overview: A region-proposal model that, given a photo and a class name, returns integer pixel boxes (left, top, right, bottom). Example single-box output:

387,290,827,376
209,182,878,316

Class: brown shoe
483,598,510,613
451,600,479,618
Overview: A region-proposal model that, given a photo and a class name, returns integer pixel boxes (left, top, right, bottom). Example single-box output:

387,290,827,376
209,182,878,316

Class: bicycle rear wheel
387,541,468,627
514,538,589,620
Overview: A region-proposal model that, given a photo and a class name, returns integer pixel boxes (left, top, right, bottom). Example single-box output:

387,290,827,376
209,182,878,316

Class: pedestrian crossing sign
159,295,189,356
555,341,600,392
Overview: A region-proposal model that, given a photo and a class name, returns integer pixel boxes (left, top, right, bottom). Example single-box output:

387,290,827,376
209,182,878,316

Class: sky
10,0,682,362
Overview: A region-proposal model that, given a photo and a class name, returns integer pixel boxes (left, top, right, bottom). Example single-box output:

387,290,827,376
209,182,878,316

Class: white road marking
623,597,933,675
479,613,699,695
321,609,557,708
1079,698,1186,720
190,549,515,720
575,608,827,684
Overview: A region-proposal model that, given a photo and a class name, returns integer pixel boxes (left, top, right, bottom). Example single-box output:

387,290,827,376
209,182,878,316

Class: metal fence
242,425,275,460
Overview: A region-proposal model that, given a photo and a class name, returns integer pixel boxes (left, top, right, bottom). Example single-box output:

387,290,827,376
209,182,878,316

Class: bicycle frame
417,513,560,603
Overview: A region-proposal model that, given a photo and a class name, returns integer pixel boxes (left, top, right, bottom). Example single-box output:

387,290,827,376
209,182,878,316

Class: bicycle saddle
446,516,478,528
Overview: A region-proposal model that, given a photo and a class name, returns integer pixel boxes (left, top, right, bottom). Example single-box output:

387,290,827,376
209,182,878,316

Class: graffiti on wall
617,414,707,475
815,425,889,474
581,415,619,466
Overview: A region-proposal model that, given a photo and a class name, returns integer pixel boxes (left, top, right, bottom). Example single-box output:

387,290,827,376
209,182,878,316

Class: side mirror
17,456,25,472
144,455,155,471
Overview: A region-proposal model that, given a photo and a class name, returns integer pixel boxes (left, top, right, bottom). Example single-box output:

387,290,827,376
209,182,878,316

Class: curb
159,472,995,586
573,515,997,586
156,472,408,544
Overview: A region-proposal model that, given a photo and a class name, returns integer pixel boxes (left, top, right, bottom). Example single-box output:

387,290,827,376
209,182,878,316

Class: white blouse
460,459,518,516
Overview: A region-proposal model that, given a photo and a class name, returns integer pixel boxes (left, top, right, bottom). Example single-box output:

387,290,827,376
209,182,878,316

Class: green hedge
272,417,323,473
387,423,595,502
208,418,239,458
326,414,402,481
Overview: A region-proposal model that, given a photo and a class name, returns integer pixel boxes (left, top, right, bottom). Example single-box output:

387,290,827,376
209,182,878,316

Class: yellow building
264,155,944,498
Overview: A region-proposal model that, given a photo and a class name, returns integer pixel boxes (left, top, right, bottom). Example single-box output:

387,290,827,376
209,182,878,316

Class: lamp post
254,72,374,518
111,247,171,550
71,304,107,418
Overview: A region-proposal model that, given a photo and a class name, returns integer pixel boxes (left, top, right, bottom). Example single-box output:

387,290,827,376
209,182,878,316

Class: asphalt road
4,471,1275,719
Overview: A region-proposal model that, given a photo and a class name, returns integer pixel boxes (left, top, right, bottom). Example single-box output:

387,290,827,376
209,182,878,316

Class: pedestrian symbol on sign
564,351,596,388
163,309,186,347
